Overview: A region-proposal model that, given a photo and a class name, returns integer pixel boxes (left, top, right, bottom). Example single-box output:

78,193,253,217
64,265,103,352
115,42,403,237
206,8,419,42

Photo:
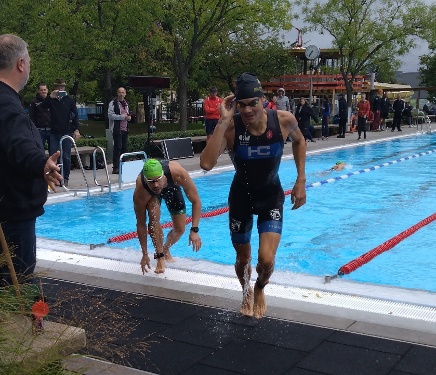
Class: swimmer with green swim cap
134,158,203,275
143,158,163,179
332,161,346,171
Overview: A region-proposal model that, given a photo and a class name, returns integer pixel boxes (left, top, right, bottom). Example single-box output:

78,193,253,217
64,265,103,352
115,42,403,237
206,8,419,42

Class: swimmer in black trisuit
133,159,202,274
200,72,307,319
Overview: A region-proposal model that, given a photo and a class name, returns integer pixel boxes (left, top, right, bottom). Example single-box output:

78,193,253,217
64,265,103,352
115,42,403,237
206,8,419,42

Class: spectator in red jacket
203,87,223,143
266,95,277,110
357,93,370,140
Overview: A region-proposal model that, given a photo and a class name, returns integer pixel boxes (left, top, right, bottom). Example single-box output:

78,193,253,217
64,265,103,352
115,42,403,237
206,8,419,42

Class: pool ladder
59,136,111,197
118,151,148,189
417,116,432,134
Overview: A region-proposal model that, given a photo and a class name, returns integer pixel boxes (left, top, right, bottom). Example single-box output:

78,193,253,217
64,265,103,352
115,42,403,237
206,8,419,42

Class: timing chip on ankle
154,252,165,259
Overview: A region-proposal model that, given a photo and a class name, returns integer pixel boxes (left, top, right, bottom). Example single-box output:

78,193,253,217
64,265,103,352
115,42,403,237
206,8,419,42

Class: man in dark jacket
295,97,318,142
337,93,347,138
42,78,79,186
0,34,63,286
29,83,51,150
392,93,405,132
380,92,390,131
371,89,382,131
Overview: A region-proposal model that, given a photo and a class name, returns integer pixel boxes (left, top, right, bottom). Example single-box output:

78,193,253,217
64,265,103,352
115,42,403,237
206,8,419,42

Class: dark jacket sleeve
69,97,79,131
310,107,319,123
29,100,36,124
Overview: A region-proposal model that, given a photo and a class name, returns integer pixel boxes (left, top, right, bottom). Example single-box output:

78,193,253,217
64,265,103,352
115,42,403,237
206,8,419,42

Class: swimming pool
37,133,436,293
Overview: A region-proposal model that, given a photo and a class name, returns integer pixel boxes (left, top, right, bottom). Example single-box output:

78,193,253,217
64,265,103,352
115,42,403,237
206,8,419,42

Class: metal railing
59,135,90,197
92,146,111,192
118,151,148,189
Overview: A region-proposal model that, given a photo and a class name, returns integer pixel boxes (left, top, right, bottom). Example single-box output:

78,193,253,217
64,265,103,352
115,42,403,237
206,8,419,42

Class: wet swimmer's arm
290,125,307,210
200,95,235,171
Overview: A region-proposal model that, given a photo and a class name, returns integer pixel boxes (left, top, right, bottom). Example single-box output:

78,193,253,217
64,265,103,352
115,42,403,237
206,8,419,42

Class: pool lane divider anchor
107,149,436,244
333,211,436,278
90,243,106,249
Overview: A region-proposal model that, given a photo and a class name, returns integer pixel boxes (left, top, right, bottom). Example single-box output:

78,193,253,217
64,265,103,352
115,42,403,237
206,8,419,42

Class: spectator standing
42,78,79,186
423,102,429,115
372,89,382,131
403,102,413,127
356,93,370,140
337,93,347,138
0,34,63,286
203,86,222,143
295,97,318,143
321,95,331,140
108,87,131,174
266,95,277,110
200,72,306,319
134,159,202,274
29,83,51,150
380,91,390,130
276,88,291,112
392,93,405,132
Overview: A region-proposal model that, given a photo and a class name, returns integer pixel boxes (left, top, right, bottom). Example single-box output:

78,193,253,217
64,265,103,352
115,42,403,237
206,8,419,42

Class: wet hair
0,34,28,71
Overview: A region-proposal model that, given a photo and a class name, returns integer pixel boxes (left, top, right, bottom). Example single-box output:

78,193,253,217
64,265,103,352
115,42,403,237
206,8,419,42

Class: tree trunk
103,69,112,129
177,73,189,131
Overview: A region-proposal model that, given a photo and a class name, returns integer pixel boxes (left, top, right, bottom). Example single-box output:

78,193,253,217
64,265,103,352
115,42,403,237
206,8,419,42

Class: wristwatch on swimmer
190,227,199,233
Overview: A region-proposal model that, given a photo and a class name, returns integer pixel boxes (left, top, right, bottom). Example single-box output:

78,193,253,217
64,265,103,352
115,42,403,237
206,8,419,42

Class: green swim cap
336,161,343,165
143,159,163,179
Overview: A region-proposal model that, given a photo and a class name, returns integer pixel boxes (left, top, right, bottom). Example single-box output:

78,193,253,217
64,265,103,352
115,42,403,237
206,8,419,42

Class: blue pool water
37,134,436,292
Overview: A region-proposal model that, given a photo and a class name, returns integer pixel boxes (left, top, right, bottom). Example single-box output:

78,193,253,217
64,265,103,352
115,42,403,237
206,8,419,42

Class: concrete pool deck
37,125,436,374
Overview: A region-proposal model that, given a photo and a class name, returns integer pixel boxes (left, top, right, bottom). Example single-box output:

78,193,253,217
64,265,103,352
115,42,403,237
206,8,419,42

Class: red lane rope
338,212,436,276
107,206,230,243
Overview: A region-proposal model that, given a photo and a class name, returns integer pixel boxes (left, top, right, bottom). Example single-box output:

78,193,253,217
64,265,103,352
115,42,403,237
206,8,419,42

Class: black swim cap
235,72,264,100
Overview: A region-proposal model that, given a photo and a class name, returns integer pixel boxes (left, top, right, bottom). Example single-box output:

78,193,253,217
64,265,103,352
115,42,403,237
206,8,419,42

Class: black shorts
228,181,284,244
205,119,219,136
159,186,186,215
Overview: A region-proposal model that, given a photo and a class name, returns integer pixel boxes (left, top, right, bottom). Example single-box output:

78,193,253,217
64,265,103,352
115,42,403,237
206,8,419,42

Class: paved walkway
37,125,436,374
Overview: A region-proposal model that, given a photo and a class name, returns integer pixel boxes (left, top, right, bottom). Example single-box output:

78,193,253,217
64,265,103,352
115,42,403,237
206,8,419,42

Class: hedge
76,129,206,157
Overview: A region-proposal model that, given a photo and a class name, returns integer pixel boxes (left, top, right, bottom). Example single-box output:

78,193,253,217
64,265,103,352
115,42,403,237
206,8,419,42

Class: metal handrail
118,151,147,189
59,135,90,197
417,116,432,134
92,146,111,192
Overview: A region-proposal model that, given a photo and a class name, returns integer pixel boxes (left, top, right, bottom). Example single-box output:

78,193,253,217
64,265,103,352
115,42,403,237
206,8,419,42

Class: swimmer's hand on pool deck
140,253,151,274
188,229,202,252
43,151,63,192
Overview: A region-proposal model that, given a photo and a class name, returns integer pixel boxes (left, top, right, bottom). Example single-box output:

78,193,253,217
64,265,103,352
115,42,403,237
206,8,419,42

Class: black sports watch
190,226,199,233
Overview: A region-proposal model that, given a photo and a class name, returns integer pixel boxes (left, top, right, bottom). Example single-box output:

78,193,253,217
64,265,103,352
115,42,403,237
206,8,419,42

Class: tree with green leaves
417,4,436,103
1,0,159,115
301,0,429,110
153,0,294,130
200,31,296,95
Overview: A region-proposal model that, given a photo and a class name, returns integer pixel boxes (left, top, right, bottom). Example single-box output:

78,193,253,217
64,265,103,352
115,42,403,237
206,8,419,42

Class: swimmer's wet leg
234,243,253,317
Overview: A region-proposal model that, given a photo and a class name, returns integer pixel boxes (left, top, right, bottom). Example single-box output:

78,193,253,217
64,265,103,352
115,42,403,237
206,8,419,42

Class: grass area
79,120,205,138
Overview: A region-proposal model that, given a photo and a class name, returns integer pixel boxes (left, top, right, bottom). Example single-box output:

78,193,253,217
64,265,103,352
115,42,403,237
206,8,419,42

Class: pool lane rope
108,206,229,243
337,212,436,276
107,149,436,244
